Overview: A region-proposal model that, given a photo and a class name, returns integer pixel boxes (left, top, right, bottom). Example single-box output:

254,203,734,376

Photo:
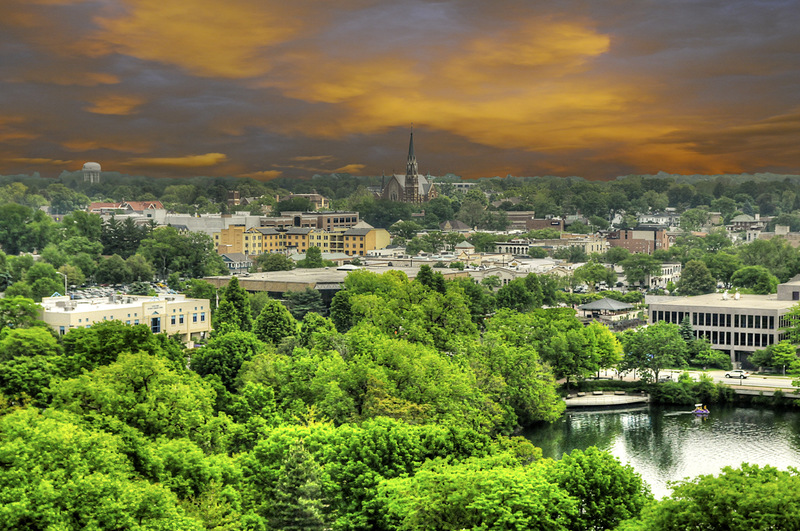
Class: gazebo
577,298,634,319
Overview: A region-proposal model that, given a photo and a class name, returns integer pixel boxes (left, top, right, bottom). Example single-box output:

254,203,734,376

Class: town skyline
2,0,799,181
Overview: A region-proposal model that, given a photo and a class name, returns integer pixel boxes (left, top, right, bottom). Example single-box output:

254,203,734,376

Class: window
59,326,65,335
193,313,198,323
171,316,176,325
126,320,131,325
151,317,161,334
134,319,139,325
201,312,206,322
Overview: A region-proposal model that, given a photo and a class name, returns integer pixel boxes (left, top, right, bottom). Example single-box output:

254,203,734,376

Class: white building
40,294,212,346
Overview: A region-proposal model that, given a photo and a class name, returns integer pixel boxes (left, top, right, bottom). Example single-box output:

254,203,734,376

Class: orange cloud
333,163,366,174
122,153,228,168
89,0,309,78
238,170,283,180
85,94,145,115
8,157,74,166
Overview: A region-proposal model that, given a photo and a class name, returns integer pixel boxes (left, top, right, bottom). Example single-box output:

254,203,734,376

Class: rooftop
647,292,797,311
41,293,203,313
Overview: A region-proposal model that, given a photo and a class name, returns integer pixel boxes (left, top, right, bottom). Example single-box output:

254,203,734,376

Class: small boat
692,403,709,415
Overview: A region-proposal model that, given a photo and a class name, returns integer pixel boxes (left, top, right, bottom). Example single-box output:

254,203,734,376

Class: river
524,405,800,498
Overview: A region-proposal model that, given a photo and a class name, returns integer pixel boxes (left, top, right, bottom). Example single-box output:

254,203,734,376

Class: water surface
524,405,800,498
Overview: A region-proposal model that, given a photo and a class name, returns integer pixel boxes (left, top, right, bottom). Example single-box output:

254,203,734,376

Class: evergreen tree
217,277,252,331
268,442,328,531
679,316,694,343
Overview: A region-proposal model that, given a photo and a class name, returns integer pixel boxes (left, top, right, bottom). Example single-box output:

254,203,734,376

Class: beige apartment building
213,222,390,257
40,294,212,346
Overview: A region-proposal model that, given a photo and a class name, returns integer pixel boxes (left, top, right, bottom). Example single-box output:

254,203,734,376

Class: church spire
406,126,418,176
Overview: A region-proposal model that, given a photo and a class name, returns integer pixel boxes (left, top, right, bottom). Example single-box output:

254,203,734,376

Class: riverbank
563,374,800,409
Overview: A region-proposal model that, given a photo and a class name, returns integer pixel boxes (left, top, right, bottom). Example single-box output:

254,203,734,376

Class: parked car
725,369,750,379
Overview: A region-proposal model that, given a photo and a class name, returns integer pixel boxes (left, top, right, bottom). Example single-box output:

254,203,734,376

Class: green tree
214,277,252,332
126,253,155,282
268,441,329,531
730,265,779,294
95,254,131,284
619,321,688,382
378,454,576,531
283,288,326,320
191,330,266,392
621,254,661,288
51,352,222,449
603,246,631,265
573,260,617,292
58,263,85,288
547,447,651,531
703,251,742,287
255,252,295,272
253,298,297,344
769,340,799,375
297,246,334,268
0,408,202,530
677,260,716,295
620,464,800,531
0,296,45,330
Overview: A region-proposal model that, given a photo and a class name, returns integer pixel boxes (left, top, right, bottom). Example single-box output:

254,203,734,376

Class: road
658,369,797,390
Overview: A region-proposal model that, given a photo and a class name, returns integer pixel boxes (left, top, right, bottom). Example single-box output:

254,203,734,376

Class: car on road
725,369,750,379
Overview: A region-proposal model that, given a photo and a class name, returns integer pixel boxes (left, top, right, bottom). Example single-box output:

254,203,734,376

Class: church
380,129,438,203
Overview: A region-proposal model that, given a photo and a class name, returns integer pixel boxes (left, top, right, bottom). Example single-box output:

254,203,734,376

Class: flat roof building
40,294,212,347
647,278,800,367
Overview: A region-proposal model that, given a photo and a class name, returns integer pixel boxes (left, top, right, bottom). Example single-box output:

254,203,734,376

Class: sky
1,0,799,181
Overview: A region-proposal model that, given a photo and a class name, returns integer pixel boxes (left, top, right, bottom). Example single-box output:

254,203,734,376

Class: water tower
82,162,101,183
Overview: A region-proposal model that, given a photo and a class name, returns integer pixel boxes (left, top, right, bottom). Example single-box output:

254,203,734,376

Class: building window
151,317,161,334
59,326,65,335
201,312,206,322
134,319,139,325
171,316,176,325
180,315,184,324
193,313,198,323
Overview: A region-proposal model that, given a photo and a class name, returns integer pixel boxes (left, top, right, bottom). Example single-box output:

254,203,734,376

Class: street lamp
56,271,68,297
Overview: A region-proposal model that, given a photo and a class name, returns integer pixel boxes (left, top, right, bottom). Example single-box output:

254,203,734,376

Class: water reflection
524,406,800,498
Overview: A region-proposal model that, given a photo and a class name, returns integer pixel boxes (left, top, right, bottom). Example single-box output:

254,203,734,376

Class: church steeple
406,126,418,177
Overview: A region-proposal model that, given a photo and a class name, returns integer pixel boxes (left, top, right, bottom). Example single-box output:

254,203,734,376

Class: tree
603,247,631,265
553,245,589,263
573,260,617,292
126,253,155,282
547,447,651,531
529,247,548,258
95,254,131,284
677,260,716,296
619,322,688,382
191,330,266,392
0,408,203,530
0,296,46,330
268,442,329,531
389,220,423,240
703,251,742,287
253,298,297,344
283,288,326,320
58,263,85,288
214,277,252,332
730,265,778,294
378,454,577,531
256,252,295,272
51,352,221,448
297,246,334,268
768,340,799,375
621,254,661,288
620,464,800,531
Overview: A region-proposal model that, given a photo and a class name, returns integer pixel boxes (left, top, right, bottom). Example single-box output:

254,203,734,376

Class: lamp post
56,271,68,298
